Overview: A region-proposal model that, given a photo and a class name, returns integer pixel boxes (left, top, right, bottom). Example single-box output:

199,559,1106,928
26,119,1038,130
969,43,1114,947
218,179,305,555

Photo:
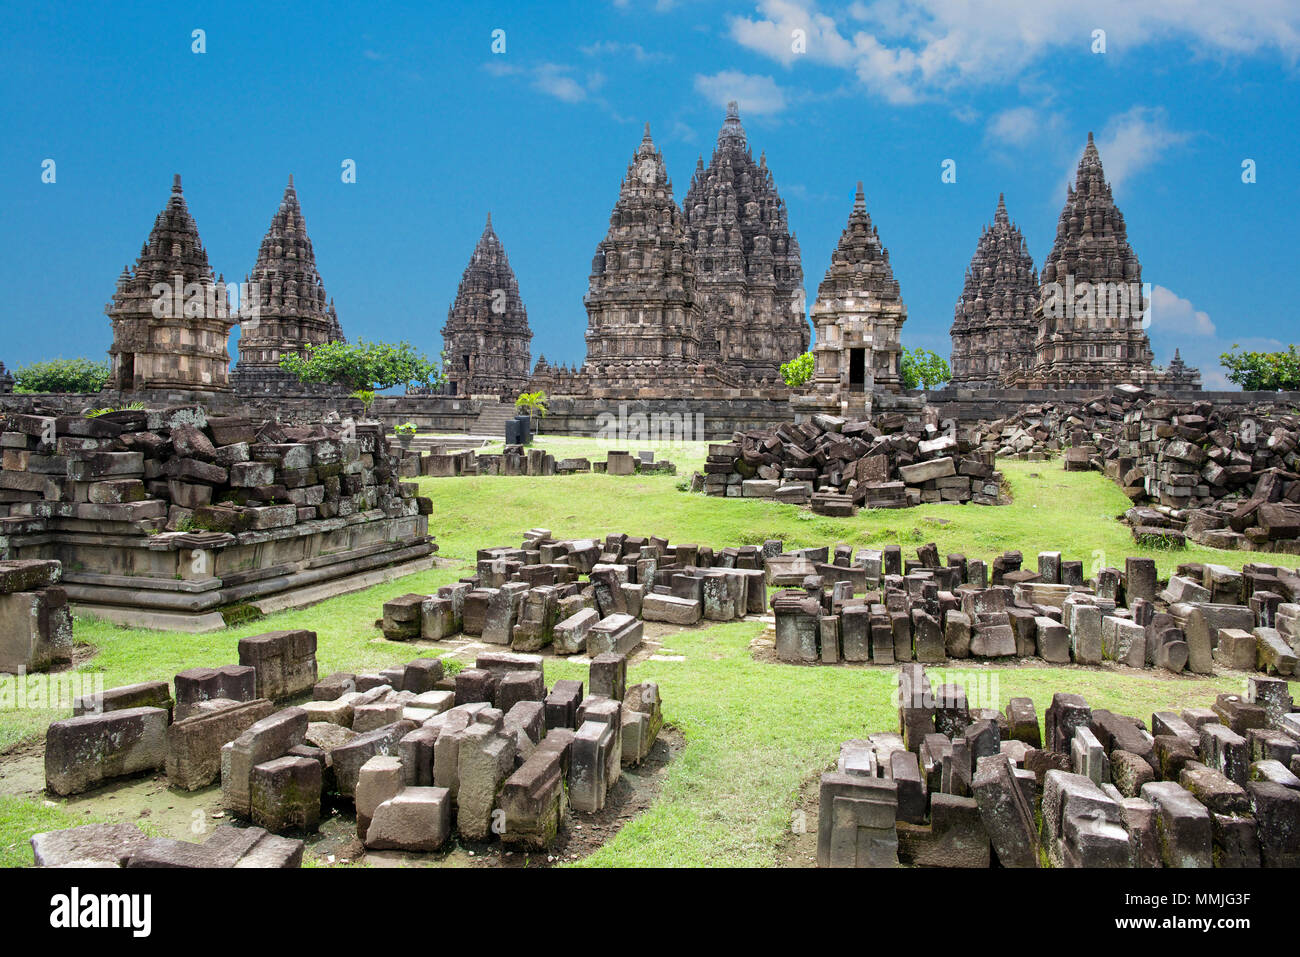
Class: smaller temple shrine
441,214,533,397
233,176,345,395
949,194,1039,389
794,183,908,420
106,175,236,393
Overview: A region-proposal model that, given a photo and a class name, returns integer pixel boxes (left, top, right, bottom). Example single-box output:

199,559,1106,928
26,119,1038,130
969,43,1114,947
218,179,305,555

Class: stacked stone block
770,543,1300,678
0,559,73,673
379,528,766,654
701,412,1001,510
823,668,1299,868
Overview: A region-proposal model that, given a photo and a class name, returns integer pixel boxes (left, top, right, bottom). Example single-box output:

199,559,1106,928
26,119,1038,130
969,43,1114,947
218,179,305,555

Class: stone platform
0,405,436,633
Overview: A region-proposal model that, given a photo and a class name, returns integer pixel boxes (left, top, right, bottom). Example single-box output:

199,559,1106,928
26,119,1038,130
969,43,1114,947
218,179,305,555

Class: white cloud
729,1,1300,103
533,64,589,103
485,61,604,104
985,106,1055,146
670,120,698,143
581,41,672,63
694,70,790,115
1148,285,1215,336
1089,107,1192,190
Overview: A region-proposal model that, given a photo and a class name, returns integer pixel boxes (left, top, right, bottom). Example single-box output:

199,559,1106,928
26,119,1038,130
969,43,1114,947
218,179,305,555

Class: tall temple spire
232,177,345,394
949,193,1038,389
442,215,532,398
1013,133,1199,390
583,123,705,386
681,101,806,382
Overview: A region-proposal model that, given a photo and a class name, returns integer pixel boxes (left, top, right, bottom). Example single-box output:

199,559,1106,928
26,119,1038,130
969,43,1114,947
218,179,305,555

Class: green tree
279,340,443,393
780,351,814,387
1219,344,1300,391
14,358,110,393
900,347,952,390
515,390,548,431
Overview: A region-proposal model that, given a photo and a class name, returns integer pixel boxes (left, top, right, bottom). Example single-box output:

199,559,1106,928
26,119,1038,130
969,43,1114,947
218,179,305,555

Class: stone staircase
472,400,518,438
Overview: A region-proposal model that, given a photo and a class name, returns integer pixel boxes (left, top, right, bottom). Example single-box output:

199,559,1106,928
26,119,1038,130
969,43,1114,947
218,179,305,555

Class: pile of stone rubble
770,542,1299,677
33,627,662,864
380,528,767,653
0,405,429,532
819,664,1299,867
695,412,1002,514
973,386,1300,552
0,405,436,628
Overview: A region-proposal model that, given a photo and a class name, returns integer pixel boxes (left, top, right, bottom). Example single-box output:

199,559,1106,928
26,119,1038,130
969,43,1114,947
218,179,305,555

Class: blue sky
3,1,1298,389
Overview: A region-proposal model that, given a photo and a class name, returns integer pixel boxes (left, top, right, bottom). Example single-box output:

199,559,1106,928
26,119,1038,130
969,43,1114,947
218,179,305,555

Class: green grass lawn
1,455,1296,867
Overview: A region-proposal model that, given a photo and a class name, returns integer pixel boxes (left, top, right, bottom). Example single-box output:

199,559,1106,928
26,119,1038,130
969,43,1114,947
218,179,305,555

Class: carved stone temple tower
441,213,533,397
581,124,717,389
949,194,1039,388
233,176,345,395
794,183,907,420
1012,133,1198,390
106,175,236,393
683,101,807,383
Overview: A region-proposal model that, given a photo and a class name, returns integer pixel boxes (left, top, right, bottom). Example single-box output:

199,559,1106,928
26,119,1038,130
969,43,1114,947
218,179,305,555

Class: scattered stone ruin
696,409,1001,512
380,527,765,651
818,665,1298,867
972,384,1300,551
769,540,1300,678
34,621,663,863
412,445,674,479
0,404,434,631
0,559,72,674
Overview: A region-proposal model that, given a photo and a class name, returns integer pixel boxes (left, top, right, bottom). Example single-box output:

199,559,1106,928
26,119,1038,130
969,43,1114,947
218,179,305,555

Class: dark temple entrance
849,348,866,392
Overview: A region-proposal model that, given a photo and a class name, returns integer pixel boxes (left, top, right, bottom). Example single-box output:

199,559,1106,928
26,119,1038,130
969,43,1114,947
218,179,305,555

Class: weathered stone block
166,698,274,791
250,755,322,832
45,706,168,796
237,630,318,700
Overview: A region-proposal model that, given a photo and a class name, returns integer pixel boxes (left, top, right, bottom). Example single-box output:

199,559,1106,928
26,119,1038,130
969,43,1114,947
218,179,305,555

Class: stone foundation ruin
33,622,663,865
769,541,1299,677
817,665,1298,867
0,404,435,632
967,385,1300,552
696,409,1001,512
379,527,765,652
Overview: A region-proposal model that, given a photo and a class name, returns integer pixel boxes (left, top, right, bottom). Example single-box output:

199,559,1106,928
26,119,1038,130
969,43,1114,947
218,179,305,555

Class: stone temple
1008,134,1199,390
684,102,807,382
442,214,533,397
949,194,1039,389
795,184,907,419
581,124,719,389
232,176,345,395
106,174,237,393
